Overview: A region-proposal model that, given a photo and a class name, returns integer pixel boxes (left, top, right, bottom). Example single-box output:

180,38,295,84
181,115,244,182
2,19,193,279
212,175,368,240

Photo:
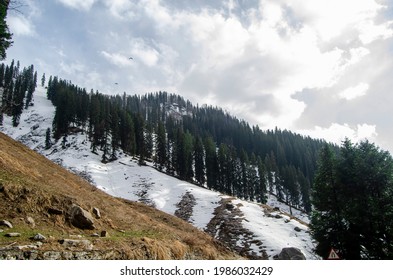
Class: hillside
0,132,239,260
1,85,318,259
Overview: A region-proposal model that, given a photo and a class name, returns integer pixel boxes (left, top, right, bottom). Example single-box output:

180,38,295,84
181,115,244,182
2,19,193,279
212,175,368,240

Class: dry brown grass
0,132,239,259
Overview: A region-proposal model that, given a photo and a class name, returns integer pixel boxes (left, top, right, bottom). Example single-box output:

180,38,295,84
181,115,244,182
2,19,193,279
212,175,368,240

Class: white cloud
57,0,96,11
60,61,86,75
129,39,160,67
142,0,178,29
358,19,393,44
103,0,136,20
7,15,35,36
101,51,134,67
298,123,378,145
281,0,386,42
337,83,369,100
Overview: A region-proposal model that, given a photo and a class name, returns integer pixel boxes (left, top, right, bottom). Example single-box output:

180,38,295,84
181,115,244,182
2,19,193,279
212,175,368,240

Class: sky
5,0,393,153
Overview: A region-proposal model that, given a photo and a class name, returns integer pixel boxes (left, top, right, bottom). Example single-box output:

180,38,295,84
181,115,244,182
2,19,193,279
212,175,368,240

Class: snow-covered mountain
0,86,318,259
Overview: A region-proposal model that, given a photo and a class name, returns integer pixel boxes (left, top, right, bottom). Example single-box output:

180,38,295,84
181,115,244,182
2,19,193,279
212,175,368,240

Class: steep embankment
0,132,239,260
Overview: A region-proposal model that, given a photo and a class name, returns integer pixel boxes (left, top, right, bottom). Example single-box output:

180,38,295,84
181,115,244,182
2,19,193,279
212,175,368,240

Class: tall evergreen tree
204,136,218,190
194,136,205,186
41,73,45,87
45,127,52,149
154,121,167,170
0,0,12,60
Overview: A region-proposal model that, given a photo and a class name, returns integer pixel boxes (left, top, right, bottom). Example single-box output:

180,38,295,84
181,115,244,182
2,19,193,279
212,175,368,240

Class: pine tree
41,73,46,87
204,136,218,190
194,136,205,186
135,113,146,165
45,127,52,149
154,121,167,170
310,144,345,259
256,156,267,203
0,0,13,60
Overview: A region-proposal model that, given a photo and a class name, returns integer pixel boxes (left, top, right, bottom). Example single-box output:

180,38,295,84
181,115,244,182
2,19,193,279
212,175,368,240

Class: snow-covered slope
0,86,318,259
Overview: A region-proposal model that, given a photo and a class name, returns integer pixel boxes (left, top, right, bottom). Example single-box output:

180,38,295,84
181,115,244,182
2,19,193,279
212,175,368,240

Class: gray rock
32,233,46,241
92,207,101,219
59,239,93,250
277,247,306,260
43,251,62,260
26,216,35,228
5,232,21,237
0,220,13,228
100,230,109,237
13,242,42,250
69,205,95,230
294,226,302,232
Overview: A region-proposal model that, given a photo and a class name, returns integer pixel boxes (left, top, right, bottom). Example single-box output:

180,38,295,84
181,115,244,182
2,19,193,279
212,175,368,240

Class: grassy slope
0,132,238,259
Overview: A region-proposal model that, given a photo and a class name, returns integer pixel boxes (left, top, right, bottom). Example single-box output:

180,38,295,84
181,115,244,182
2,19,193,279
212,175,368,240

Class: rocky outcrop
69,205,95,230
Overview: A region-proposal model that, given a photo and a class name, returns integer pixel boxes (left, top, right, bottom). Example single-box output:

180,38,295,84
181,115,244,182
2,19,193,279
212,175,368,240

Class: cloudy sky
5,0,393,152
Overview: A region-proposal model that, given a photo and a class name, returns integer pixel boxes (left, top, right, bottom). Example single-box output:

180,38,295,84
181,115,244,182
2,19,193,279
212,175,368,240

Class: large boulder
69,205,95,230
276,247,306,260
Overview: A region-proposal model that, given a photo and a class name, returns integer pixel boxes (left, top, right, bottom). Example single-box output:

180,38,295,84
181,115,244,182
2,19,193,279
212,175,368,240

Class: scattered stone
26,216,35,228
274,214,282,219
276,247,306,260
13,242,43,250
92,207,101,219
0,229,3,233
31,233,46,241
91,233,100,237
100,230,109,237
43,251,62,260
294,226,302,232
59,239,93,250
69,205,95,230
47,207,63,215
0,220,13,228
5,232,21,237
